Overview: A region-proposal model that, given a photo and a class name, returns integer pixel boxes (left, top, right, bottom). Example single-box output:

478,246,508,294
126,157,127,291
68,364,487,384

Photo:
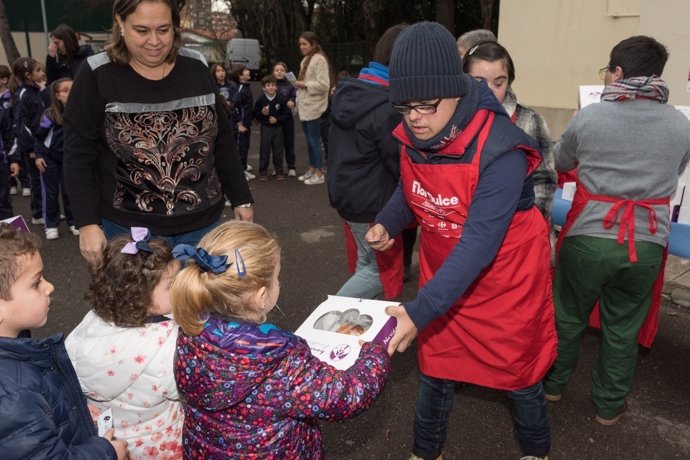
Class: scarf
358,61,389,87
600,76,669,104
404,78,481,152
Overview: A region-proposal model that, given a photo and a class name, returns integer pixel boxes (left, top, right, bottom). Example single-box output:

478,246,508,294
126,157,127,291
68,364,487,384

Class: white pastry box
294,295,398,370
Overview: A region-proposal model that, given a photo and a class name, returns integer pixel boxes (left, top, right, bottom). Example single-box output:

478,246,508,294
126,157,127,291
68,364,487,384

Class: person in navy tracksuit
34,78,78,240
13,57,47,224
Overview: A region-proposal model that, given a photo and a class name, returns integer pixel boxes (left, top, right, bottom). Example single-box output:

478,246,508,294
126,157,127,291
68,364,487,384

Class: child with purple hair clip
66,227,184,459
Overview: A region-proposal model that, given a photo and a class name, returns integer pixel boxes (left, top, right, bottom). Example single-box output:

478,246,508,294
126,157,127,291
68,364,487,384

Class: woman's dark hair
46,78,72,126
106,0,185,67
373,24,407,66
462,40,515,86
608,35,668,78
86,236,174,327
50,24,80,61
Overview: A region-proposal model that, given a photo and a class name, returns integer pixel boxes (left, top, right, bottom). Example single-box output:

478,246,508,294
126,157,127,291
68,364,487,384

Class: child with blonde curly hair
66,228,183,459
172,220,391,459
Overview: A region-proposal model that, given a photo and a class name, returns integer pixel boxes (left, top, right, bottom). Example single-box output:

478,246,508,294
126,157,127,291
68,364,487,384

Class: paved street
16,82,690,459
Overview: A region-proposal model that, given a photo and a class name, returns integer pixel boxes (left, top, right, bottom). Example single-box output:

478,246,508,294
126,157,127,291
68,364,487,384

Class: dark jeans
22,151,42,218
258,124,284,175
281,113,295,169
236,128,251,169
40,152,73,228
0,162,13,219
413,373,551,459
102,218,219,247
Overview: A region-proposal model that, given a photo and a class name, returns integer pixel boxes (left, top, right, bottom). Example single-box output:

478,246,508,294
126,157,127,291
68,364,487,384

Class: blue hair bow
172,244,229,274
121,227,153,254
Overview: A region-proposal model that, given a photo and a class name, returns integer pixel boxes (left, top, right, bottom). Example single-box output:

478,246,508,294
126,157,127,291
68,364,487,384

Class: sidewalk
664,255,690,307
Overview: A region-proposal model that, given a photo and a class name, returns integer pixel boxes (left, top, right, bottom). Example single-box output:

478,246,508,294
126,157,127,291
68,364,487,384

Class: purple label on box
371,316,397,346
0,215,29,233
329,343,352,361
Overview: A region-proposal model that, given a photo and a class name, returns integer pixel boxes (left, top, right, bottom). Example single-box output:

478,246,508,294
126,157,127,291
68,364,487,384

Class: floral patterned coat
66,311,184,459
175,317,391,459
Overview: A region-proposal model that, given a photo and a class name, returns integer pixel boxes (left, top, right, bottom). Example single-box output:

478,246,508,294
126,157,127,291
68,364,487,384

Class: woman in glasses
366,22,555,460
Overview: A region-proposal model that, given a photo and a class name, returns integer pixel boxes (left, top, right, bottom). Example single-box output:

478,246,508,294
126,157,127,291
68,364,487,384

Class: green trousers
543,235,663,419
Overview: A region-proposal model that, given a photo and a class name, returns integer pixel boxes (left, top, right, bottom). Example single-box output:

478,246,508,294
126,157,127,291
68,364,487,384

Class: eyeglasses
392,99,442,115
599,66,615,80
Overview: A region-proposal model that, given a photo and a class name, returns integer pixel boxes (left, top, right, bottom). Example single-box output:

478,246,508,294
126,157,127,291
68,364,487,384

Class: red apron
343,221,404,299
555,183,670,347
399,110,557,391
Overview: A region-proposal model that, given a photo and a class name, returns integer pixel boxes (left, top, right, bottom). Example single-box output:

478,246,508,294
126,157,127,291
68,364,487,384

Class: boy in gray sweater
543,36,690,426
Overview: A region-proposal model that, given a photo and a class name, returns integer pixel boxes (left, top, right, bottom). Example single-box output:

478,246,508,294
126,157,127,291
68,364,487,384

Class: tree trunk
435,0,455,35
362,0,381,59
480,0,497,30
0,0,19,64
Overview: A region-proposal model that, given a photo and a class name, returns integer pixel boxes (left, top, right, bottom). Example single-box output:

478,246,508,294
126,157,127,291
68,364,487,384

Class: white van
225,38,261,78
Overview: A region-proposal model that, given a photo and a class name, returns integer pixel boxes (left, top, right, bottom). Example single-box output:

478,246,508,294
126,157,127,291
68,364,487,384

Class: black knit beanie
389,21,469,104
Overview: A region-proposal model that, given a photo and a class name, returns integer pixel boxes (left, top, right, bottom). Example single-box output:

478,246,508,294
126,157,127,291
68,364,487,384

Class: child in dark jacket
0,224,127,459
229,64,254,177
253,75,289,180
0,65,15,219
34,78,79,240
272,62,297,176
12,57,47,224
172,221,391,459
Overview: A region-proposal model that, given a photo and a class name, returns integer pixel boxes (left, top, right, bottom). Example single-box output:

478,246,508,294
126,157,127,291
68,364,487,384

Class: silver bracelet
234,203,253,208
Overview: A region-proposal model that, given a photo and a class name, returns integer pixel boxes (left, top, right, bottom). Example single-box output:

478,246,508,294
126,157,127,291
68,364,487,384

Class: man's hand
366,224,394,251
385,305,418,355
79,224,107,268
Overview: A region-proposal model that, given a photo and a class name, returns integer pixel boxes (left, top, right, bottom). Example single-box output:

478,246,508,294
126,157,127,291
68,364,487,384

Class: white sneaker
298,171,314,182
45,228,59,240
244,170,255,181
304,174,325,185
9,186,17,195
245,164,253,172
22,188,31,197
69,225,80,236
31,217,44,225
288,169,296,177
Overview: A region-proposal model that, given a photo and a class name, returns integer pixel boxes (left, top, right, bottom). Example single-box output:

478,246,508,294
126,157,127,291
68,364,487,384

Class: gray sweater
555,98,690,246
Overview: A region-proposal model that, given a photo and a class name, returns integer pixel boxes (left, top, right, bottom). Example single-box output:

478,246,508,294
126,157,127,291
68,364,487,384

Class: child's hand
87,404,101,424
104,429,129,459
269,116,277,124
287,100,295,110
35,157,46,173
9,162,20,177
261,105,269,115
237,123,247,134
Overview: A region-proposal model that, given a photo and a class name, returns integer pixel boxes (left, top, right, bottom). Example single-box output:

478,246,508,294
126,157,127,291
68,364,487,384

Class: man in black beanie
366,22,555,460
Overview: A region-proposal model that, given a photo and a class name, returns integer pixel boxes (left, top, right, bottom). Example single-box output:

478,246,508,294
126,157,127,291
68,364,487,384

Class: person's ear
115,15,125,35
252,286,268,310
612,66,624,81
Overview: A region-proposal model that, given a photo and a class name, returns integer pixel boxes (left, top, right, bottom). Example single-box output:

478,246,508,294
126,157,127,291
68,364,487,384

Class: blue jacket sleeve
0,389,116,459
402,150,528,330
375,182,415,238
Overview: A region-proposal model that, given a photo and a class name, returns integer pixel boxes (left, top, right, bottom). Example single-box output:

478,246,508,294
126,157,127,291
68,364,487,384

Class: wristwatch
234,203,253,209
